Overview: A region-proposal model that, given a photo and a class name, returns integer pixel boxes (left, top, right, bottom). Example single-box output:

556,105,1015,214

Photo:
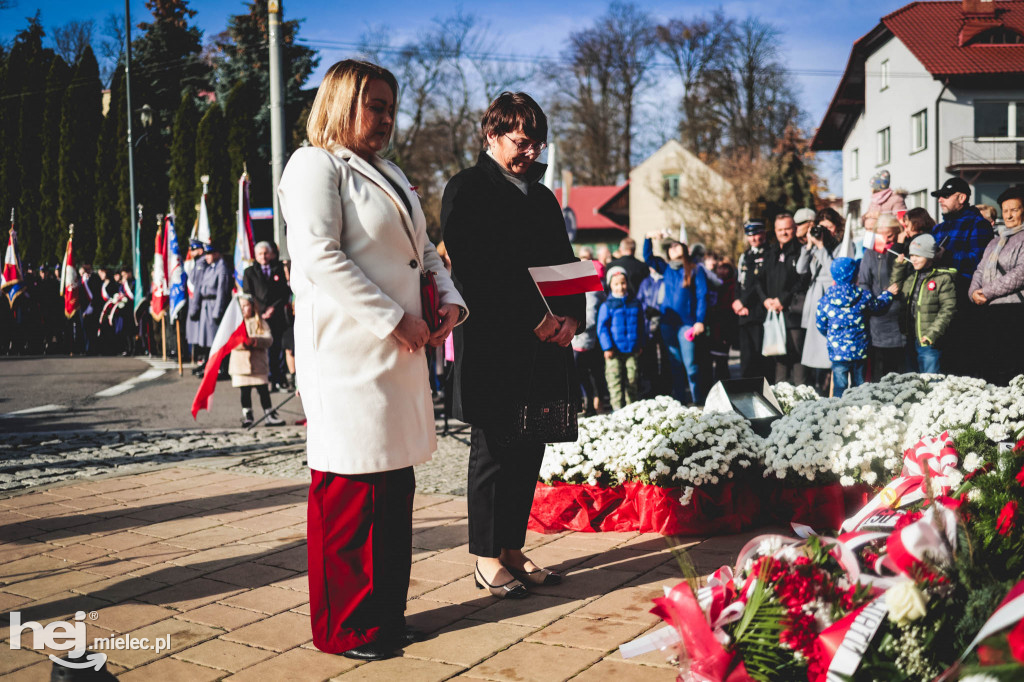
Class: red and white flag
191,297,249,419
59,226,82,318
150,219,168,320
528,260,603,297
2,221,25,305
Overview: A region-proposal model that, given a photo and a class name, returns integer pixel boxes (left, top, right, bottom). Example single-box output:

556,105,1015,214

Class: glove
189,309,200,321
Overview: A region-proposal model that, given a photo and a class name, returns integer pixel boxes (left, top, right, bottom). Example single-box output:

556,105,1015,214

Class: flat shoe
341,640,399,661
402,626,427,644
474,563,528,599
509,565,563,586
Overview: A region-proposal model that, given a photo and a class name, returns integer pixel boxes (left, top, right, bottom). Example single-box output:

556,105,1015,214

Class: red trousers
306,467,414,653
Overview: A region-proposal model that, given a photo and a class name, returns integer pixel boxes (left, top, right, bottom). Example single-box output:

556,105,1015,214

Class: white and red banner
233,172,255,291
2,225,25,305
815,597,888,682
150,220,168,320
961,579,1024,660
528,260,604,297
191,297,248,419
59,228,81,318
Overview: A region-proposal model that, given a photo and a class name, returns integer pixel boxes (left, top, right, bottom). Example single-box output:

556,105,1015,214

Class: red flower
997,501,1018,535
1016,465,1024,487
927,280,937,291
893,510,923,532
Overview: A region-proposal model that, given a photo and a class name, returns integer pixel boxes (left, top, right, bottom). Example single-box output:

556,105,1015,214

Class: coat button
409,260,417,269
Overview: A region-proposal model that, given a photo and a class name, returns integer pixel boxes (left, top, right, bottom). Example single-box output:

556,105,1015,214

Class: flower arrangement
771,381,822,415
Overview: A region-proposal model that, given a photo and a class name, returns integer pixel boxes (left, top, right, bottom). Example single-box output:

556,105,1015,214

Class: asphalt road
0,355,306,433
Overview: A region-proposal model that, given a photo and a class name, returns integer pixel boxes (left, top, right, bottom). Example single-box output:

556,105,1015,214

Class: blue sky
4,0,916,194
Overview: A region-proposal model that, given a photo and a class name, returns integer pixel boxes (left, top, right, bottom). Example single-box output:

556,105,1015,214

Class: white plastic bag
762,309,787,357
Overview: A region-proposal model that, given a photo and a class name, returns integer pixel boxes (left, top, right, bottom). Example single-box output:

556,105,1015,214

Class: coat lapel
337,147,419,236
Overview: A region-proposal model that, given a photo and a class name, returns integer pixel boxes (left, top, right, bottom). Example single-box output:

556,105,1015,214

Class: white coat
279,146,467,475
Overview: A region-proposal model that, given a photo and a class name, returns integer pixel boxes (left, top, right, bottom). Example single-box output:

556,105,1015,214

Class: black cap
931,177,971,198
743,221,765,235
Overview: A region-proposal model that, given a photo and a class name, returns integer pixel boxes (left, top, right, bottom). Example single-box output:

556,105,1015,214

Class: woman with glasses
442,92,584,599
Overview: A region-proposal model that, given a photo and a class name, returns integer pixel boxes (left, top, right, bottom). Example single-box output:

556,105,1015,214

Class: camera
810,223,826,240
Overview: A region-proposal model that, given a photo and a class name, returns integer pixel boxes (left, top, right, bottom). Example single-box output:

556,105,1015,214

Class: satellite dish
563,207,577,241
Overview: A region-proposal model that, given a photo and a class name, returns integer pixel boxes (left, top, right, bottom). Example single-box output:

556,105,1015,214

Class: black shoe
341,640,399,661
401,626,427,644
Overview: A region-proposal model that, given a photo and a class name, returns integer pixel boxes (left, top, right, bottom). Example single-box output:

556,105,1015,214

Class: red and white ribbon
960,579,1024,660
814,597,889,682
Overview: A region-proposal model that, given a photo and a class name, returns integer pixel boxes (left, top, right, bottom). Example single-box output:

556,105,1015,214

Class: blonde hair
306,60,398,151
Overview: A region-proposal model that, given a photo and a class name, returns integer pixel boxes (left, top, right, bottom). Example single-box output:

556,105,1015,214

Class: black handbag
500,346,578,445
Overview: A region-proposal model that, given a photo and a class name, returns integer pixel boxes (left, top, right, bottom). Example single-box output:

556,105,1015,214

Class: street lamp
135,104,153,147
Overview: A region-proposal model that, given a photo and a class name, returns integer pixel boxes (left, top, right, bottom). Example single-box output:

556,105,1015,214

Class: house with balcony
812,0,1024,220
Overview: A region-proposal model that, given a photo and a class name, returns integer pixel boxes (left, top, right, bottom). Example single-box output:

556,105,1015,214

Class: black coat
737,246,768,326
858,248,904,348
442,152,585,426
607,255,649,295
755,240,806,327
242,261,291,324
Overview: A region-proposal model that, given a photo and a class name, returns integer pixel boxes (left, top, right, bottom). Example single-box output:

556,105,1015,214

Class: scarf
982,222,1024,284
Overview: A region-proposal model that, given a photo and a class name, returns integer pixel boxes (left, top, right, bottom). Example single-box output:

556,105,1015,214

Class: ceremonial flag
191,296,249,418
166,215,187,319
150,219,168,320
59,225,82,318
234,171,255,290
132,208,145,317
2,213,25,305
528,260,604,297
192,177,212,245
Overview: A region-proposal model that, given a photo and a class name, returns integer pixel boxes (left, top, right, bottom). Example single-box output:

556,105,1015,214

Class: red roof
812,1,1024,150
553,184,629,232
884,1,1024,76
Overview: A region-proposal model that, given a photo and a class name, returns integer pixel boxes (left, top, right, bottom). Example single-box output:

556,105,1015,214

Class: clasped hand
534,312,576,347
390,303,462,353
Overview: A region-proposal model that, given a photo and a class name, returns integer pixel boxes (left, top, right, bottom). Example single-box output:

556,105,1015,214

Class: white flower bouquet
772,381,822,415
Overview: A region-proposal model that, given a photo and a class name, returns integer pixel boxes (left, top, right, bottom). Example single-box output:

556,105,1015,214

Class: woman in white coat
279,60,467,662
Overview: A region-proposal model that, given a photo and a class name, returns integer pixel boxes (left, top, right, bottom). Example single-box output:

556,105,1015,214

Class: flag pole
161,316,167,361
531,278,554,317
176,319,183,375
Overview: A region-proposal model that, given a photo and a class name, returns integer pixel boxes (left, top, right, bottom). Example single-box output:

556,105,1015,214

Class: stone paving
0,463,771,681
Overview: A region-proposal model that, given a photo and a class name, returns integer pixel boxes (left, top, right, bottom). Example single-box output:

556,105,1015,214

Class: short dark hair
815,207,843,227
904,207,935,233
481,92,547,144
997,185,1024,206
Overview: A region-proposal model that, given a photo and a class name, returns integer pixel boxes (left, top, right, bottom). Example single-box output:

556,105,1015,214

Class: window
663,174,680,199
911,110,927,152
906,190,927,209
880,59,890,90
877,127,890,165
850,148,859,180
975,101,1023,138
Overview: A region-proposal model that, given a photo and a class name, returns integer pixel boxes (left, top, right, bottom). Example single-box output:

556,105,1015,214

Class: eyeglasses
503,134,547,156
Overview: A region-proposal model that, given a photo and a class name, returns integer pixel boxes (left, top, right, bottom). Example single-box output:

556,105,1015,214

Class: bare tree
52,19,95,64
96,13,125,85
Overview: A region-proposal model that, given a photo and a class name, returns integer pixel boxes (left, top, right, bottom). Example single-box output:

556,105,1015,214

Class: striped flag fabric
150,219,168,320
166,215,187,319
234,171,255,290
528,260,604,297
191,296,249,419
2,221,25,306
59,226,82,318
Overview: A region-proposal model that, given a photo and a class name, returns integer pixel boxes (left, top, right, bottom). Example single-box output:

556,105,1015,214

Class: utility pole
124,0,138,278
268,0,288,259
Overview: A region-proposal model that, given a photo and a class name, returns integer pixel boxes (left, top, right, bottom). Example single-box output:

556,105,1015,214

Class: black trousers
739,323,769,381
868,346,905,381
773,327,806,386
574,347,606,409
240,384,272,410
467,425,545,557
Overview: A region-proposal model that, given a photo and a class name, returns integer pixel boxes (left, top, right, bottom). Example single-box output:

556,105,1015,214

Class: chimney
960,0,1000,45
962,0,995,14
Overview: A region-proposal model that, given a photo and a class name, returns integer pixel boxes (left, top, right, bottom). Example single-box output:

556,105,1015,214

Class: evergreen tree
38,55,72,262
765,125,816,215
223,80,260,211
94,64,125,266
193,103,231,250
168,91,199,249
213,0,318,210
16,25,56,264
57,46,103,263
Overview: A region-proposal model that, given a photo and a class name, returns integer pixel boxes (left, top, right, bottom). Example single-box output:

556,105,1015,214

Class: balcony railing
949,136,1024,168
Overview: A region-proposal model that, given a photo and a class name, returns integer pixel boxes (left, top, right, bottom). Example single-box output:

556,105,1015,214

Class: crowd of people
572,171,1023,407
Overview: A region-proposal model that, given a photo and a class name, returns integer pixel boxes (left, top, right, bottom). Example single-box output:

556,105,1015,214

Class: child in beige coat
230,295,284,427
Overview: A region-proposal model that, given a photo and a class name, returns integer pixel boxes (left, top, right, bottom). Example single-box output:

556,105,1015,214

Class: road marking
94,368,166,398
0,404,67,418
145,359,185,371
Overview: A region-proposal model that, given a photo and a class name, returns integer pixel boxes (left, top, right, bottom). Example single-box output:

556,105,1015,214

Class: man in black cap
732,221,770,380
930,177,993,375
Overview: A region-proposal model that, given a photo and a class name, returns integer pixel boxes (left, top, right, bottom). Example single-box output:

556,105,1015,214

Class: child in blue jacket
816,257,897,397
598,267,647,410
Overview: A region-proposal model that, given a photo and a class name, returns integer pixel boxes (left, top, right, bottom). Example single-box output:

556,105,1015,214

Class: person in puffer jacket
597,266,646,410
815,257,895,397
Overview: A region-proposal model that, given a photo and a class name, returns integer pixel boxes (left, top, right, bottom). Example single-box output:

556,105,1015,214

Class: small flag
150,219,168,320
59,225,82,318
166,215,187,319
234,171,255,290
192,177,212,245
2,213,25,305
528,260,604,297
132,207,145,317
191,296,249,419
